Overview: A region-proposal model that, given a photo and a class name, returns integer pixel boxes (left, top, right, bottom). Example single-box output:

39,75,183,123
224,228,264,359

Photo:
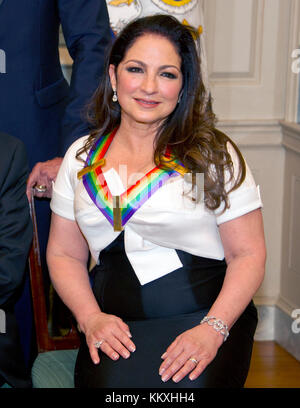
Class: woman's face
109,34,183,128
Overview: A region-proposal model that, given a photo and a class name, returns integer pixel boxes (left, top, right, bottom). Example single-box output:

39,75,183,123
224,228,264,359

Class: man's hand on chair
26,157,63,201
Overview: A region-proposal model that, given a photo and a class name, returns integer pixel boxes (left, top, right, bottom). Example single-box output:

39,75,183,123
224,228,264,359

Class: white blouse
50,135,262,285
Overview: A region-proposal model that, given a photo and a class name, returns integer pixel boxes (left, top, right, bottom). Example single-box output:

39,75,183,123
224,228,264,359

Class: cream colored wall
280,122,300,313
279,0,300,318
203,0,290,121
203,0,300,316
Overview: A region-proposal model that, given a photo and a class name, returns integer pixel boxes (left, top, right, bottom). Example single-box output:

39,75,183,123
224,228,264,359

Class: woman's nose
141,73,157,94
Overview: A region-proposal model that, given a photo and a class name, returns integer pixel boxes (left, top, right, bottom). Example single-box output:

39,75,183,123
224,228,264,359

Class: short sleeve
215,142,262,225
50,136,88,220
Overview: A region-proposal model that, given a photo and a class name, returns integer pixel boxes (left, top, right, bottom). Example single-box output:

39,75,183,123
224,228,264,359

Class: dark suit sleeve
58,0,112,155
0,140,33,308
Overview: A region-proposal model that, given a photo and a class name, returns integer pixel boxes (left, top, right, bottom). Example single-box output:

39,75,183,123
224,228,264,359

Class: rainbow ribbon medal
78,129,187,231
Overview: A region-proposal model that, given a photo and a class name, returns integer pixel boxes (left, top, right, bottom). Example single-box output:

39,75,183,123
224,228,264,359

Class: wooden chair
28,196,80,388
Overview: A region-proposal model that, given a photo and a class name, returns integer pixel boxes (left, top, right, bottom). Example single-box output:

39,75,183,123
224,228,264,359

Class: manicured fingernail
161,375,169,382
161,352,167,359
127,332,132,338
159,367,165,375
123,352,130,359
112,353,119,360
130,345,136,352
173,375,180,383
189,374,196,381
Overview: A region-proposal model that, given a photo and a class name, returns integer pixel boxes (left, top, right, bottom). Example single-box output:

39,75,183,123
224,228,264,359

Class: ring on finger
35,184,47,193
94,339,105,348
189,357,198,365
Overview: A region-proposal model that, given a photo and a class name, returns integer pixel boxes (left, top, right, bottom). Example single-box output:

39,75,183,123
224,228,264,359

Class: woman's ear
109,64,117,90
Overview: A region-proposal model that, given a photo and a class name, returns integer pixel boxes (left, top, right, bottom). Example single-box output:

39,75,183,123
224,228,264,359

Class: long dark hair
77,14,246,212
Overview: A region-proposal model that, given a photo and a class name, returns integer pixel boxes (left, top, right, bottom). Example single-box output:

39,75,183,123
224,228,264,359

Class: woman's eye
161,72,177,79
126,66,143,73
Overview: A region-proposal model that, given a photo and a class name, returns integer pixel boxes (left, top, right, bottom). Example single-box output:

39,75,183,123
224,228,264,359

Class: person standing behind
0,0,111,189
0,132,32,388
0,0,111,367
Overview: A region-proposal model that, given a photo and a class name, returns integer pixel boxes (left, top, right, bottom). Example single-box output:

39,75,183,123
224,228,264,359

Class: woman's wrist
199,316,230,343
77,309,104,334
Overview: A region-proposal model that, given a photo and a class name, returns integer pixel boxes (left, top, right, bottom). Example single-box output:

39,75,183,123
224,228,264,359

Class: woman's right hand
82,312,136,364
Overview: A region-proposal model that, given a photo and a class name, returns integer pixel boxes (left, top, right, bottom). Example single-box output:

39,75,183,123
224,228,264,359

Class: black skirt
75,232,257,388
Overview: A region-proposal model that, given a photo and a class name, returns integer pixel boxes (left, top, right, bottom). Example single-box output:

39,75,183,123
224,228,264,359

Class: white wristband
200,316,229,342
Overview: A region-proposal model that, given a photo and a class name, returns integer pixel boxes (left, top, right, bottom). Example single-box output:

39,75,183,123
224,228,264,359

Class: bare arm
47,213,98,325
159,208,266,383
47,213,136,363
206,208,266,329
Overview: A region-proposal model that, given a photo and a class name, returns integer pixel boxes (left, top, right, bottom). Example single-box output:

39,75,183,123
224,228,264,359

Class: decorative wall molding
204,0,291,121
275,306,300,361
217,119,300,150
280,120,300,154
253,295,279,306
288,174,300,274
217,119,282,147
279,120,300,340
255,303,300,361
277,295,299,316
205,0,264,85
254,295,299,316
284,0,300,123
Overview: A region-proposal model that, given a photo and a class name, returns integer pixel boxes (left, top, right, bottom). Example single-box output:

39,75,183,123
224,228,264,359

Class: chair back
28,196,80,353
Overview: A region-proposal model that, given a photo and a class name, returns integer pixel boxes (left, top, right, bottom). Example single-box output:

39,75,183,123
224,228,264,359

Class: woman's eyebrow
159,64,181,72
124,59,181,72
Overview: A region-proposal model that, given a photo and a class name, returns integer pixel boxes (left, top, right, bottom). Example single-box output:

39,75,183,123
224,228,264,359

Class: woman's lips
134,98,160,107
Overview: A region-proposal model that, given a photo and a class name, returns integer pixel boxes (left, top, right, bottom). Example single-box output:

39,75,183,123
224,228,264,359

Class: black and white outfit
50,134,262,388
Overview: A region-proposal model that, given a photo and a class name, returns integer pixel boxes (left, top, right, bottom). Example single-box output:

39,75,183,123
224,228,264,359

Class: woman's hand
82,312,136,364
158,323,224,383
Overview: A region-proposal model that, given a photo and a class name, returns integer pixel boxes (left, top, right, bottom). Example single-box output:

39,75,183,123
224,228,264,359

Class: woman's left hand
158,323,224,383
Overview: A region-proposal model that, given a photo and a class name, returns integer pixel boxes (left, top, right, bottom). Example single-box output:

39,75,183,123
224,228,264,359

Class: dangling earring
112,89,118,102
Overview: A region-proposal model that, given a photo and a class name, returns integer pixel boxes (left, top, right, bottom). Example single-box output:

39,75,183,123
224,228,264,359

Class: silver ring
94,340,104,348
189,357,198,365
35,184,47,193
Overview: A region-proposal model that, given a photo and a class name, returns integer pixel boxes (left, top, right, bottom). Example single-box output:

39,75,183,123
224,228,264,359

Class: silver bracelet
200,316,229,342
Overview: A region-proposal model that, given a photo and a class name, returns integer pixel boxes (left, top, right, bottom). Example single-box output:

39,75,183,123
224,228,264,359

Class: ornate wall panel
205,0,264,84
203,0,291,121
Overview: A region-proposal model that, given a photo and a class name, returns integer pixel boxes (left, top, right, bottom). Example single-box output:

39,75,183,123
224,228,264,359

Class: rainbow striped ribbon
79,129,187,231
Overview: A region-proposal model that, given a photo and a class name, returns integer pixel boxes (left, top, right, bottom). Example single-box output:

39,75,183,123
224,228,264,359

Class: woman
48,15,266,388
